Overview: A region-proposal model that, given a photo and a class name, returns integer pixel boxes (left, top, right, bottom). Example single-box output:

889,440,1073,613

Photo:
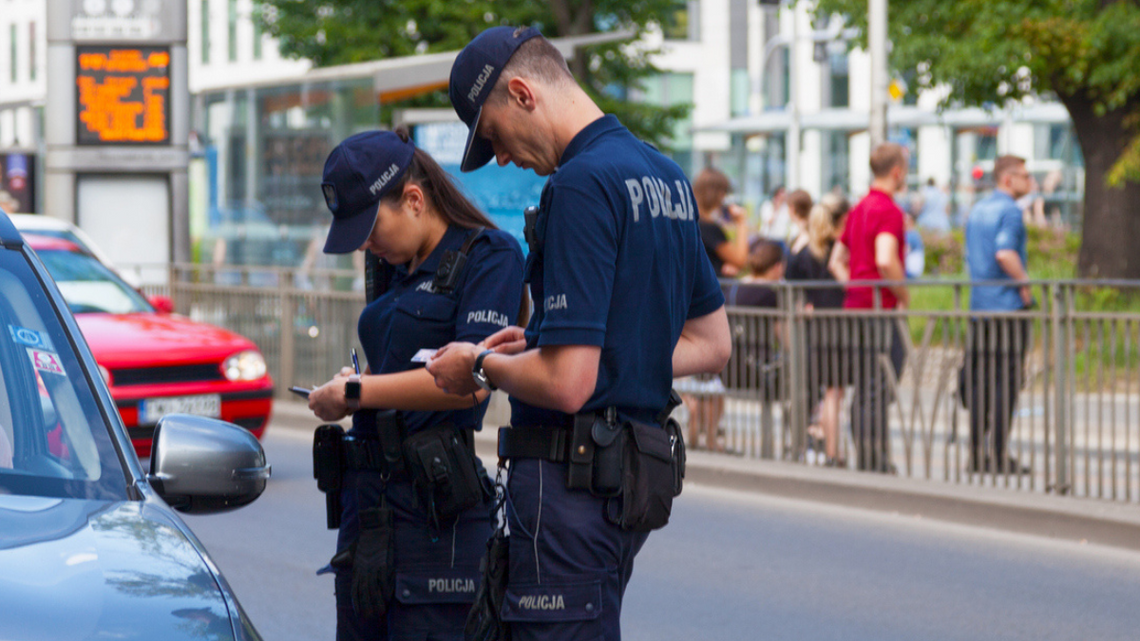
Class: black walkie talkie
364,253,392,304
523,206,540,255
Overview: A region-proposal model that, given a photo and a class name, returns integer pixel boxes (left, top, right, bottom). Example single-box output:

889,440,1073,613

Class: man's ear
506,77,537,111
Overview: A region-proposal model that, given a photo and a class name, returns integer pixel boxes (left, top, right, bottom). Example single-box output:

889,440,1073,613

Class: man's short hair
993,154,1027,183
869,143,907,178
489,36,574,102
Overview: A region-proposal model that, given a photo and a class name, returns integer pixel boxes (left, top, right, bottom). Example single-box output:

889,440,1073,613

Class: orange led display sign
76,46,171,145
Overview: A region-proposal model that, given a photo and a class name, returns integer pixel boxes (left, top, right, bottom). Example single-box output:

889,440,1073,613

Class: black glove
352,505,395,621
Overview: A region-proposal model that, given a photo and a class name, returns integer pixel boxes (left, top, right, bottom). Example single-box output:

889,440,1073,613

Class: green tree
255,0,691,151
812,0,1140,279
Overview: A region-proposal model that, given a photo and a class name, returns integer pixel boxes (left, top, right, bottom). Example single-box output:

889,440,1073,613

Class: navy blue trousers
503,459,650,641
334,470,491,641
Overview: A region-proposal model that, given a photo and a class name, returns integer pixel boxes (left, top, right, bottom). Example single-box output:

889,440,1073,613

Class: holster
464,525,510,641
313,424,345,529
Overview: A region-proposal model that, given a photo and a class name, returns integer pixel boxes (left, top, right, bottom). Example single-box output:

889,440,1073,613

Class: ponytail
382,127,498,231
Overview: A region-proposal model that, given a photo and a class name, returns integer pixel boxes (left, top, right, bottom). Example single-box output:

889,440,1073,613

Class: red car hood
74,313,259,367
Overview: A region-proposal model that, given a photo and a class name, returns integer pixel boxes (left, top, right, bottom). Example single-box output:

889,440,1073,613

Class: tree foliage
811,0,1140,183
811,0,1140,278
255,0,690,149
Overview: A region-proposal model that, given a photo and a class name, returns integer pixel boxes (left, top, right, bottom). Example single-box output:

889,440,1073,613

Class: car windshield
36,249,152,315
0,244,128,500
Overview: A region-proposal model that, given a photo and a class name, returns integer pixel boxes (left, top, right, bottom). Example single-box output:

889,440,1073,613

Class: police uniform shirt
355,225,525,435
512,115,724,427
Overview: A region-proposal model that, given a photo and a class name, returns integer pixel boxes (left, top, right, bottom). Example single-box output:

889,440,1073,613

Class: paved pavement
269,397,1140,552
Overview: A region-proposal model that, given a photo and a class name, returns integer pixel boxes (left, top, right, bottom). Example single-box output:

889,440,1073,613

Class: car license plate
140,394,222,424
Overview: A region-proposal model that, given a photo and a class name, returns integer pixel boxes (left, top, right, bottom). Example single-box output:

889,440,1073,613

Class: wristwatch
472,349,497,392
344,374,362,411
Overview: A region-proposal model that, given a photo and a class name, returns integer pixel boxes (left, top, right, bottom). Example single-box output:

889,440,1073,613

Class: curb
269,399,1140,552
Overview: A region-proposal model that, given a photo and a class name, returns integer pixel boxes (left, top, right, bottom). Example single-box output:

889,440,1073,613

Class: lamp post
869,0,888,147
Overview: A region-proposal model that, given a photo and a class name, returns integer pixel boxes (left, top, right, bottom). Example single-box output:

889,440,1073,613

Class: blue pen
351,348,361,375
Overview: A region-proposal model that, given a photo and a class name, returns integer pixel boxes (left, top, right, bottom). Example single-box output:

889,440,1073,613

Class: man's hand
309,374,351,422
426,342,482,396
483,326,528,355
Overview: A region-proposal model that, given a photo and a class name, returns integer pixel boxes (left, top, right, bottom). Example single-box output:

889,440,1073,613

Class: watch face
345,380,362,399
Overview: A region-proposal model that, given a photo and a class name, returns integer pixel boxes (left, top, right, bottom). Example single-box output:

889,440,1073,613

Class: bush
921,229,965,276
917,225,1080,279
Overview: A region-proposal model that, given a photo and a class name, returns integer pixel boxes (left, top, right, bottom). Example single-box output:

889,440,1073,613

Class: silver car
0,209,270,640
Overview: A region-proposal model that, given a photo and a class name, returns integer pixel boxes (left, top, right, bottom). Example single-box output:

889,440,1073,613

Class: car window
0,245,128,500
36,249,152,315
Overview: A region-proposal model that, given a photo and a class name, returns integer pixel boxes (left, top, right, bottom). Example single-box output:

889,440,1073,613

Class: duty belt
343,437,407,478
497,425,573,462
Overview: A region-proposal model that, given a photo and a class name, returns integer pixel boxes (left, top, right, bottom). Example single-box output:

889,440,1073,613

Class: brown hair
692,168,731,213
383,127,497,231
993,154,1027,183
787,189,813,222
489,36,575,103
869,143,907,178
747,239,784,277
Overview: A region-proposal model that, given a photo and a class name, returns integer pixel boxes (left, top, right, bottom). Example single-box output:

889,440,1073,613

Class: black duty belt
497,426,573,462
343,437,407,478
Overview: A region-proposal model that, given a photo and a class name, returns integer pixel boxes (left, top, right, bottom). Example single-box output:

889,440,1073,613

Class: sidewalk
269,398,1140,552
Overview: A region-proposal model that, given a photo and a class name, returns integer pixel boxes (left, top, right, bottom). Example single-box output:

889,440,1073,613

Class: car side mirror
148,414,271,514
147,295,175,314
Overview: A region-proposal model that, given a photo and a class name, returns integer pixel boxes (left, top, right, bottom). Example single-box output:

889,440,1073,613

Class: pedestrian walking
962,154,1035,474
829,142,910,473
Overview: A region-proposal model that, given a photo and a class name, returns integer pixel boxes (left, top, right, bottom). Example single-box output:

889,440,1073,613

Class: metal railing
125,263,1140,503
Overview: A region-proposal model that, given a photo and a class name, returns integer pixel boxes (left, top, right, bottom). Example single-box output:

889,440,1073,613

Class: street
185,425,1140,641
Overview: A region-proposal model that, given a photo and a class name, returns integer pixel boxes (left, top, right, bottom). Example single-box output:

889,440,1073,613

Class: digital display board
75,45,171,145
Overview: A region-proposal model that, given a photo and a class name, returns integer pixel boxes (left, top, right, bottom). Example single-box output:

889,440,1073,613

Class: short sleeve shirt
840,188,905,309
353,225,524,436
511,115,724,427
965,191,1027,311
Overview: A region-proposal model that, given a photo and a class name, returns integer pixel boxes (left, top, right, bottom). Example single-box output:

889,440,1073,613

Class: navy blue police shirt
511,115,725,427
352,225,524,436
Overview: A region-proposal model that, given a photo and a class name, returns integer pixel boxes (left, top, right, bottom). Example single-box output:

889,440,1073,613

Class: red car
27,235,274,457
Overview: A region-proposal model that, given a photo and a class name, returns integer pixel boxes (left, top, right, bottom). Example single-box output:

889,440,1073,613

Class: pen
351,348,361,375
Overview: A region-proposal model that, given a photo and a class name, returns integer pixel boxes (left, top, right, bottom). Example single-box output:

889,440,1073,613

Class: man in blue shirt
428,26,731,641
964,154,1034,475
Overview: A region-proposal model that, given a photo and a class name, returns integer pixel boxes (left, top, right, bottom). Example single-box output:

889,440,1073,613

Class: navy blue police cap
448,25,541,173
320,130,415,254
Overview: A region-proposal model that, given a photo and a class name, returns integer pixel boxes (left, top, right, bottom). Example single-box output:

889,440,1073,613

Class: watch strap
345,374,362,411
473,349,497,391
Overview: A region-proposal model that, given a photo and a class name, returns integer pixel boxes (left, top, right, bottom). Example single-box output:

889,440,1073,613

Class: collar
989,190,1017,204
558,114,622,168
393,225,470,279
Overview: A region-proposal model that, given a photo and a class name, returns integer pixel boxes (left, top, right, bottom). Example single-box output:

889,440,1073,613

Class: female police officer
307,128,524,641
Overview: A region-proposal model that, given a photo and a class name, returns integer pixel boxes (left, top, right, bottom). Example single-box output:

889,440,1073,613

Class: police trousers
503,459,650,641
334,469,491,641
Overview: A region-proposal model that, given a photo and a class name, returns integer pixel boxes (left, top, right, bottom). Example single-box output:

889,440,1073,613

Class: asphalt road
185,426,1140,641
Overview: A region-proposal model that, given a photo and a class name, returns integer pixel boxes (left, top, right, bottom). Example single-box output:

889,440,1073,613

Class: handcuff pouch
566,413,595,491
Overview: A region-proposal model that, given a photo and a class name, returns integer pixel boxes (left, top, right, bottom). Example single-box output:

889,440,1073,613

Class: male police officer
427,26,731,640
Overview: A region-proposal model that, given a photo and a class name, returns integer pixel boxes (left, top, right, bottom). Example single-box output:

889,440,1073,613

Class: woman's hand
309,375,351,422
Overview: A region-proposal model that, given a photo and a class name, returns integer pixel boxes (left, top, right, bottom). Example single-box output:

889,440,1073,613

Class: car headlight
222,350,268,382
98,364,113,386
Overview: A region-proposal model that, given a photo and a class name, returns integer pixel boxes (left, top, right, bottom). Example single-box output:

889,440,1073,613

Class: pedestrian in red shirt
829,143,910,472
